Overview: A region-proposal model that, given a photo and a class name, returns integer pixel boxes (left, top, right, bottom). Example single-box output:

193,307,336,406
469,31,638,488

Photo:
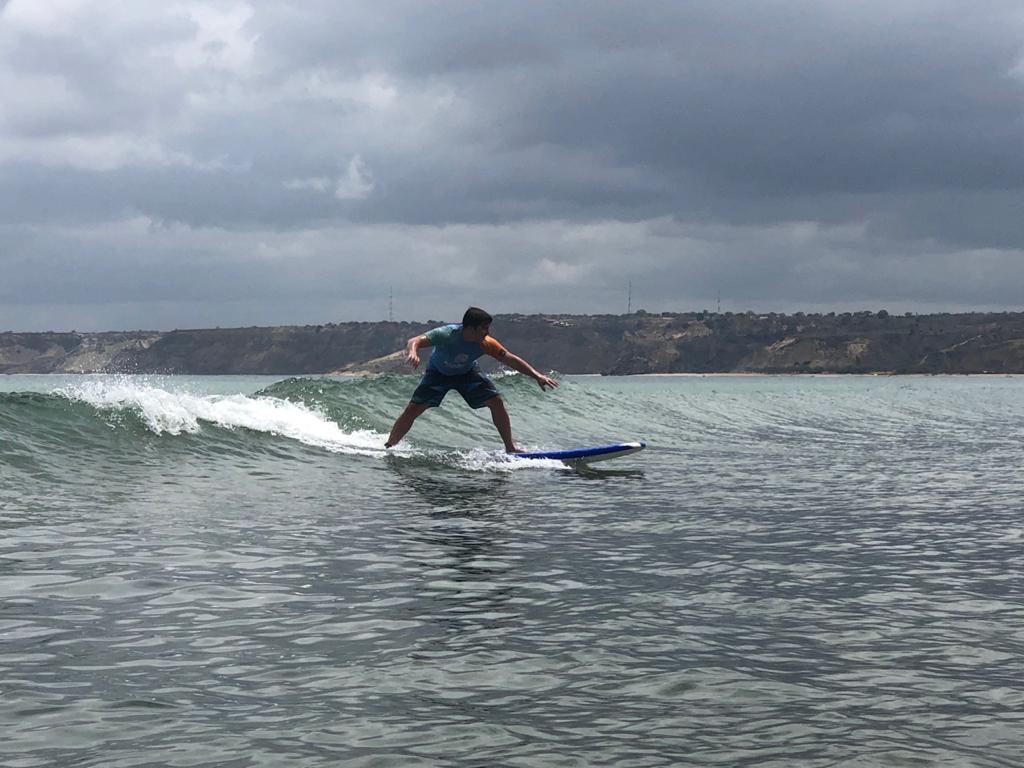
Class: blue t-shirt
424,324,501,375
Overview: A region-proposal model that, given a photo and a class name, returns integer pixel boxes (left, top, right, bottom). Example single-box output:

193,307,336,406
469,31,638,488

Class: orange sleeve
481,335,508,358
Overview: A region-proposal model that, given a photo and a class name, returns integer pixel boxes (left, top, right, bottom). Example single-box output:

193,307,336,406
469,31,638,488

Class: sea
1,372,1022,767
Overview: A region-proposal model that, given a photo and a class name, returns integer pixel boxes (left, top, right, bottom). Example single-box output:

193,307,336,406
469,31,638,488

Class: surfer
385,307,559,453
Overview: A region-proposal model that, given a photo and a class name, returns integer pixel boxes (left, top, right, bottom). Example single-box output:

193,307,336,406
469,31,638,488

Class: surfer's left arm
483,338,558,391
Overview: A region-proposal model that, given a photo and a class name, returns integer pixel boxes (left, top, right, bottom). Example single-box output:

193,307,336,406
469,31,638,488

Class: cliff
4,312,1024,375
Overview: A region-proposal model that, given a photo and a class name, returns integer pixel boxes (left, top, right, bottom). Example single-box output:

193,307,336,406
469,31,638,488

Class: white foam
58,378,387,456
448,446,567,473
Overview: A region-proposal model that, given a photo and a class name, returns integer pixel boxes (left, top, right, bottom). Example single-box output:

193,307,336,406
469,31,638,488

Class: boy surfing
385,307,559,453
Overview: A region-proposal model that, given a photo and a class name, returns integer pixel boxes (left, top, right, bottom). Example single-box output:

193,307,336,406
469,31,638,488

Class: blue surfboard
516,441,646,463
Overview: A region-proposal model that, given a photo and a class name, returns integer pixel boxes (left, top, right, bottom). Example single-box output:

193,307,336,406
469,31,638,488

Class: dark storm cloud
253,2,1024,202
2,0,1023,330
221,3,1024,230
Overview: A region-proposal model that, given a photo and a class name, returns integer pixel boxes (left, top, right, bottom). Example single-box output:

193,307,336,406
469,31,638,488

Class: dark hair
462,307,493,329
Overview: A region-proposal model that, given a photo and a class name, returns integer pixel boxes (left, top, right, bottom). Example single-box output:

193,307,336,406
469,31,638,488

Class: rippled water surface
2,373,1023,766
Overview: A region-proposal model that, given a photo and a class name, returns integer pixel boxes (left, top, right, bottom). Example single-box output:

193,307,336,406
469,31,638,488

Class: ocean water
2,372,1023,767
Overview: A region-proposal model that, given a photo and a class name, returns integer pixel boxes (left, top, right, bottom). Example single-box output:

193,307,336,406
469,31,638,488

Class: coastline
5,312,1024,376
6,370,1023,379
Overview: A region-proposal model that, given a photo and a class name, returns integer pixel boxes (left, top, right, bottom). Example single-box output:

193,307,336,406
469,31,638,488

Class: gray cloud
2,0,1023,330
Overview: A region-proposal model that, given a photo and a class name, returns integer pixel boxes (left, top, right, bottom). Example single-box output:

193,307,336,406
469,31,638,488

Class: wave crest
53,378,387,455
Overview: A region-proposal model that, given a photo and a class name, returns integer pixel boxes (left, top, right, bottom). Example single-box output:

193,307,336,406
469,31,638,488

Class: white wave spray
58,378,386,456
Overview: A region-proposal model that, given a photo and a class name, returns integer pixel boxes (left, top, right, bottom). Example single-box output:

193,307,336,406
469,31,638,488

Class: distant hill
4,312,1024,375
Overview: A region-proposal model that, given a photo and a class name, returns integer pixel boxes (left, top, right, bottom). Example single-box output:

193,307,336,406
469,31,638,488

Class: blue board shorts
411,368,500,409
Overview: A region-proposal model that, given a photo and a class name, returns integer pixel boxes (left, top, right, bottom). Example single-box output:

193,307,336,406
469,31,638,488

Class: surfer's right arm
405,335,432,369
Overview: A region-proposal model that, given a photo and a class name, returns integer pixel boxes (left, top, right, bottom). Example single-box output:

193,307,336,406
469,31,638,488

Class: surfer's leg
385,402,429,448
484,396,518,454
388,371,449,448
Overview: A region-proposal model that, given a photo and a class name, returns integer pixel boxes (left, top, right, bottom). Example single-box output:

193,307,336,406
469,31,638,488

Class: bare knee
485,396,505,411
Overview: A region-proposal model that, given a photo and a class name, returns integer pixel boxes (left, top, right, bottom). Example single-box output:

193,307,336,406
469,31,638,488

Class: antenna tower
389,287,393,322
627,280,632,314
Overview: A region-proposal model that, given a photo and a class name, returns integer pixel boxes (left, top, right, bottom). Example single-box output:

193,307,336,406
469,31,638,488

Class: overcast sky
3,0,1024,330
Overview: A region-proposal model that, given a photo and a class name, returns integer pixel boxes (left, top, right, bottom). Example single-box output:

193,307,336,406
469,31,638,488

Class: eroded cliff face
4,312,1024,375
0,332,162,373
0,324,426,375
